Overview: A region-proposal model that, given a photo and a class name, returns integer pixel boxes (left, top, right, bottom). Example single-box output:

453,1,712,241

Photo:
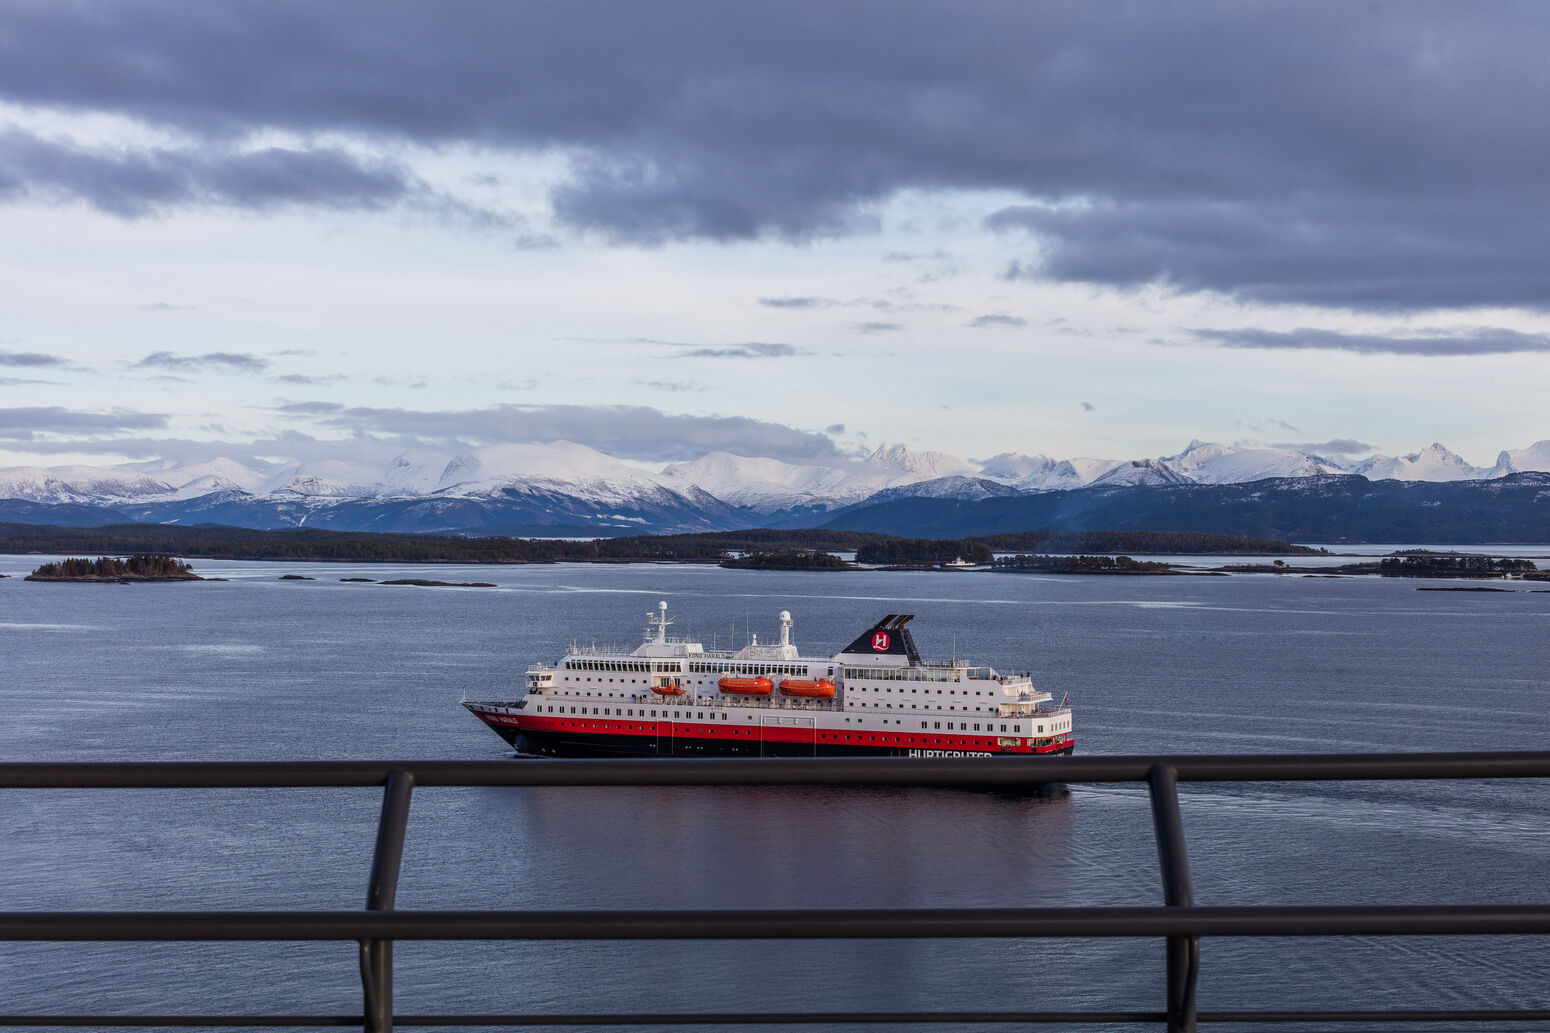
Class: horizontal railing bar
3,752,1550,789
0,1013,1168,1028
1198,1010,1550,1023
391,1014,1168,1027
3,905,1550,941
6,1011,1550,1029
0,1019,361,1028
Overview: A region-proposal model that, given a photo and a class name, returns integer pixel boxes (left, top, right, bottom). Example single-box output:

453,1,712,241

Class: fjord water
2,557,1548,1027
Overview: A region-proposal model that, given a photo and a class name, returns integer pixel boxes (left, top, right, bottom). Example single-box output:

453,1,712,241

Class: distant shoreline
0,522,1320,566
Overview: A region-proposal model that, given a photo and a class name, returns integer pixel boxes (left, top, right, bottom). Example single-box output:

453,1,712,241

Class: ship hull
467,704,1074,759
514,728,1075,759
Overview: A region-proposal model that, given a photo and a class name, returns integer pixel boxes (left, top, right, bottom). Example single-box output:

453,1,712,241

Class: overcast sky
2,1,1548,471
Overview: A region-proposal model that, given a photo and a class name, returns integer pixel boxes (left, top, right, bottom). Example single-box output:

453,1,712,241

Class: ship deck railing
3,752,1549,1033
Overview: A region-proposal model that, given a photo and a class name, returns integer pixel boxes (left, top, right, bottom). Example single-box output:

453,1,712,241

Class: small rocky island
719,550,854,570
26,555,202,582
378,578,496,587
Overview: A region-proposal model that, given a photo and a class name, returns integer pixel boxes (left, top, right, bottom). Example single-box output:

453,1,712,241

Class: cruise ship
463,603,1075,758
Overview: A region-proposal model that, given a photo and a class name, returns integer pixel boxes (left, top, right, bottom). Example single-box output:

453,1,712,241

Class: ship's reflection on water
463,780,1079,910
391,779,1167,1021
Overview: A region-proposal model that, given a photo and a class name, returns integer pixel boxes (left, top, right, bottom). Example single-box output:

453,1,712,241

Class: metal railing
2,753,1549,1032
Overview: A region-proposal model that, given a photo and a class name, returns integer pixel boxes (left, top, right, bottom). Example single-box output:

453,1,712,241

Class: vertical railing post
361,767,414,1033
1148,763,1199,1033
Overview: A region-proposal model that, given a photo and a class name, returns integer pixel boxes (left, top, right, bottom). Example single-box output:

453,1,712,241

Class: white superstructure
465,604,1075,759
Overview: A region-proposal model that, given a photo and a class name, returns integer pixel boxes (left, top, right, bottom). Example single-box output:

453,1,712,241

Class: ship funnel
779,610,792,648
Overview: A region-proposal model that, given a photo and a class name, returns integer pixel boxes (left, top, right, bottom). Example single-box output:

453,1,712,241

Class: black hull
510,727,1076,760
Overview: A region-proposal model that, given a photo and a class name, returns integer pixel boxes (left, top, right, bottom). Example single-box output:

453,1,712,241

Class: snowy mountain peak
1089,459,1192,487
435,441,647,492
1161,439,1343,484
1487,439,1550,477
380,449,453,495
865,444,975,479
660,452,862,512
977,451,1094,490
977,452,1056,479
1355,442,1480,482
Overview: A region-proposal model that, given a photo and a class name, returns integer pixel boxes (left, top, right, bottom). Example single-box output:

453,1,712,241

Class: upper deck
522,604,1058,719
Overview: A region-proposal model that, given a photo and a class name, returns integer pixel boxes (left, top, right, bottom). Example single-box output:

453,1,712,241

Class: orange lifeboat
718,675,773,696
779,677,836,698
651,683,686,696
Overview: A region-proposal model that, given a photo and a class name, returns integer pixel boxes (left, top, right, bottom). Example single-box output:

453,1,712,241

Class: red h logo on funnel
871,631,891,651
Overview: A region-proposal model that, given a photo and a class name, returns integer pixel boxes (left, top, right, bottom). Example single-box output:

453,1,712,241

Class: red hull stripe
471,709,1073,755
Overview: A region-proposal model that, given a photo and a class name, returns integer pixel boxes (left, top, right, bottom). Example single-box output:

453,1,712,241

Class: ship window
921,722,927,729
933,722,940,729
974,724,980,731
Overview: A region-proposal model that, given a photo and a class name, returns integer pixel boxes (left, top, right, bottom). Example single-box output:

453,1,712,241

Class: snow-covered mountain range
2,438,1547,534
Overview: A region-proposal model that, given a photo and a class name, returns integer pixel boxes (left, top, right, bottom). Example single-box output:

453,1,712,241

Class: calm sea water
2,556,1548,1029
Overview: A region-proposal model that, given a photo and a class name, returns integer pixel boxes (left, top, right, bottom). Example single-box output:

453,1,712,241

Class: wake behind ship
464,604,1074,759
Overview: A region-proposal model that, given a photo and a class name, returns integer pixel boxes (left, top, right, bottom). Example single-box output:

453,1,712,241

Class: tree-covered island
26,555,201,582
719,550,854,570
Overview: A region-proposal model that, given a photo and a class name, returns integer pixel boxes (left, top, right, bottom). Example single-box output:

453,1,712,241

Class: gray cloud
0,129,416,218
274,401,842,463
0,348,67,368
757,296,832,309
680,342,801,359
968,314,1027,329
1,4,1542,310
1080,401,1095,412
992,199,1550,312
0,430,376,467
1191,327,1550,356
854,321,902,334
0,406,168,440
1276,438,1378,455
136,350,271,373
138,302,196,312
272,373,347,386
278,401,346,416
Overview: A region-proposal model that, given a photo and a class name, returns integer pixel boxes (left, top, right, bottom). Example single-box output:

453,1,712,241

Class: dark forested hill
819,474,1550,543
0,523,1320,564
